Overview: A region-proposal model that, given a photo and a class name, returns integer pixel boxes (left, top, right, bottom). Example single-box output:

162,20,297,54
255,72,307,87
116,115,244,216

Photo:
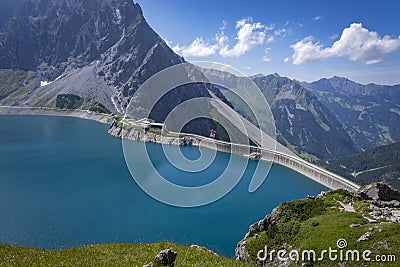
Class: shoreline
0,106,114,125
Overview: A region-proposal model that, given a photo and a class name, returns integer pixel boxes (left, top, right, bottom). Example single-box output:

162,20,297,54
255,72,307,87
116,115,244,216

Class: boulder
154,248,177,267
357,232,372,242
356,182,400,201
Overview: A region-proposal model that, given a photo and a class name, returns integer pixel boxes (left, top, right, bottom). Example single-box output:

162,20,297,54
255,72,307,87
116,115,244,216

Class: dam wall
188,134,360,192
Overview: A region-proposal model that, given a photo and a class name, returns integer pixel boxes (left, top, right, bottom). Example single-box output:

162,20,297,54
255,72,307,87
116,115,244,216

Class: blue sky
137,0,400,85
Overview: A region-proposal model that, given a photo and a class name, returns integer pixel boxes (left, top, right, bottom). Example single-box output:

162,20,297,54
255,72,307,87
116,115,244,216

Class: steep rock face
235,208,280,264
357,182,400,201
0,0,162,80
0,0,221,135
1,0,128,76
0,0,26,25
305,76,400,150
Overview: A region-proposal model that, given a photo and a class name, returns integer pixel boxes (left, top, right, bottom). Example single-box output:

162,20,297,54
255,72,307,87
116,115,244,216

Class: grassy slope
0,69,38,103
0,242,251,267
244,190,400,266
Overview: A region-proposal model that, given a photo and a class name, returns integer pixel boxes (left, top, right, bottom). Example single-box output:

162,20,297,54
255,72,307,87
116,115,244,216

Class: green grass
298,152,319,162
0,69,38,102
244,190,400,266
309,107,330,131
87,102,111,114
55,94,84,110
0,242,251,267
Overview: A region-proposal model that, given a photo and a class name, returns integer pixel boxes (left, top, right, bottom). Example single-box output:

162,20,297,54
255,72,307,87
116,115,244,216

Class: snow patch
111,96,122,114
296,103,306,110
40,81,51,87
115,8,122,24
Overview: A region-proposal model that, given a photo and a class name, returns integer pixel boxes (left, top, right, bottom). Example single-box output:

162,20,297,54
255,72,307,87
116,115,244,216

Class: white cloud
284,57,290,63
273,28,289,40
243,66,251,70
266,36,275,44
262,48,271,62
172,38,218,57
170,18,272,58
219,18,268,57
291,23,400,65
220,20,227,30
313,16,322,21
274,28,287,36
291,36,328,64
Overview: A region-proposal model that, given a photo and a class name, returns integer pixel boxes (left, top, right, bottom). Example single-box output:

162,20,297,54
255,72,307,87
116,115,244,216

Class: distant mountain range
0,0,399,164
304,76,400,151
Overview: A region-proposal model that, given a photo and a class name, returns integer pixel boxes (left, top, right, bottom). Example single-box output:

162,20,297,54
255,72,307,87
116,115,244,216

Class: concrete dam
187,134,361,193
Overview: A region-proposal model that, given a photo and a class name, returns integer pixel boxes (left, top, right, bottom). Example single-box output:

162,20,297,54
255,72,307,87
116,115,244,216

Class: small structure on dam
122,117,165,131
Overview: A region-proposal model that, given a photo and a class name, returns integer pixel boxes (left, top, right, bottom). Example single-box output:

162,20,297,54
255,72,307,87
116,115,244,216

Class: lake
0,115,327,256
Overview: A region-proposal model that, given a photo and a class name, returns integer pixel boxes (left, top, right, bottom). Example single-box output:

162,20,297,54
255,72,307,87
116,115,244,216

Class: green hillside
236,186,400,266
320,142,400,189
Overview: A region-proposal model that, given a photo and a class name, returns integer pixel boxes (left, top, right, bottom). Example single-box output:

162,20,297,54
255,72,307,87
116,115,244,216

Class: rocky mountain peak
0,0,147,80
0,0,189,114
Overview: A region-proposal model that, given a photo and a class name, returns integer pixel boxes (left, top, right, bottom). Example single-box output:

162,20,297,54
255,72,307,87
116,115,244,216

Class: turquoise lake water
0,115,327,256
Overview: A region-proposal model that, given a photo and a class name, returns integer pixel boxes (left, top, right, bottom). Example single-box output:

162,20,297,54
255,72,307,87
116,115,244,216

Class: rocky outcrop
235,207,280,264
143,248,177,267
108,120,199,146
356,182,400,201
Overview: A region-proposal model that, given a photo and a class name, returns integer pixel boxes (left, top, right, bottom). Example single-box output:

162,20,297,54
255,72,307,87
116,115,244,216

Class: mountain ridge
304,76,400,150
200,68,359,160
